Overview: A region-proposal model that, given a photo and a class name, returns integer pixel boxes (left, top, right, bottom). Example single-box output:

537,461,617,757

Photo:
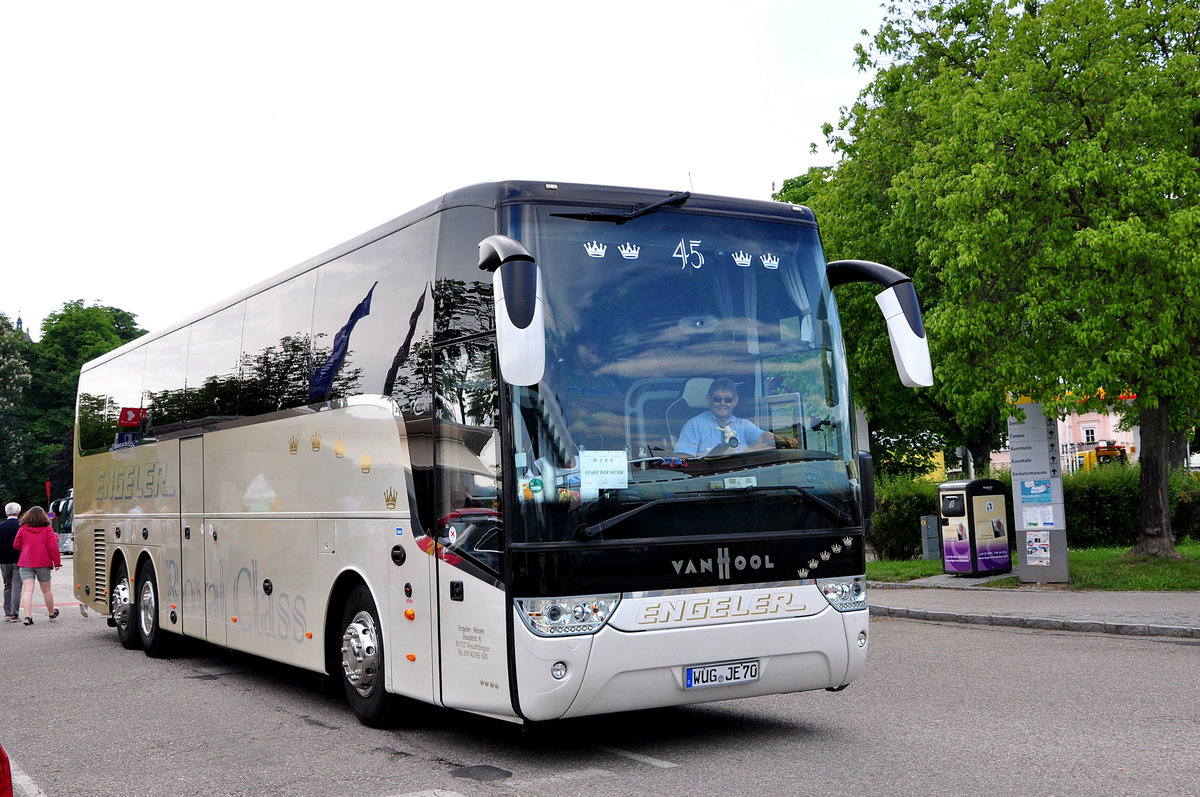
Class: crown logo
808,558,820,569
311,433,321,452
843,536,854,547
288,436,299,455
820,550,831,561
618,242,640,260
334,438,345,459
584,241,607,258
732,250,752,268
797,567,810,579
384,487,397,510
831,543,843,554
760,253,780,270
360,454,372,473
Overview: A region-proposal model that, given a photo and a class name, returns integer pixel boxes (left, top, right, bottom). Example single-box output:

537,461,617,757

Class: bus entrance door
432,341,512,718
179,436,225,645
180,437,206,638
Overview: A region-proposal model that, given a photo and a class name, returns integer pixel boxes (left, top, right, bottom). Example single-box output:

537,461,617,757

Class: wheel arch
324,569,372,676
135,549,157,584
109,548,133,594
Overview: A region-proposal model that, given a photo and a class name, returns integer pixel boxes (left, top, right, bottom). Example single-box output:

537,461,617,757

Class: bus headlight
817,576,867,612
515,594,621,636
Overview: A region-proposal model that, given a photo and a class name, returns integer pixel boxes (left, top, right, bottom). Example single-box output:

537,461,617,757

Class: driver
673,378,775,458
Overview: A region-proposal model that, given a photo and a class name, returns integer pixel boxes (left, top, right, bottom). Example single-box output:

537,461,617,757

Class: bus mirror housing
479,235,546,386
826,259,933,388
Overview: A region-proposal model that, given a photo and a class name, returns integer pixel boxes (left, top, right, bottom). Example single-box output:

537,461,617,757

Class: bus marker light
406,654,416,662
306,632,313,639
404,609,415,621
231,616,238,623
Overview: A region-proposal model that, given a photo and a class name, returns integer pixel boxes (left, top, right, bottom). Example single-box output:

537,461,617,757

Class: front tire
137,564,172,658
112,561,140,650
339,584,393,727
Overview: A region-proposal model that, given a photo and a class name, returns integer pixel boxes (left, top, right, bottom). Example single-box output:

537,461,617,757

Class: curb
868,605,1200,639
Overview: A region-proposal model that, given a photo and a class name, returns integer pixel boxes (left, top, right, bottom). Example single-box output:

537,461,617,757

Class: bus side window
434,341,502,575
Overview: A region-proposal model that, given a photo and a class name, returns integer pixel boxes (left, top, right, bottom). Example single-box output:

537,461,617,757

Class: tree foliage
14,301,145,505
784,0,1200,556
0,315,34,501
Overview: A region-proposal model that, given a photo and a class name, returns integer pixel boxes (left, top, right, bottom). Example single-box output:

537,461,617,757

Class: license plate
684,658,760,690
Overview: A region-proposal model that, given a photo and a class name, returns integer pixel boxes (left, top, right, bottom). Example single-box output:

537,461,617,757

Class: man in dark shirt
0,502,21,621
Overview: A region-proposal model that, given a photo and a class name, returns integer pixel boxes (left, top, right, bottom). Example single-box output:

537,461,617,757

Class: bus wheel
112,561,140,650
137,564,172,658
339,585,393,727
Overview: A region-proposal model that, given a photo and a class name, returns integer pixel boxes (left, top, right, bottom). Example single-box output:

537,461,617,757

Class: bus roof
82,181,816,371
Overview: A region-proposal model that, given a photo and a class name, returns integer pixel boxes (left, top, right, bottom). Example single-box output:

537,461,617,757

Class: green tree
791,0,1200,557
0,315,34,501
778,0,1007,475
17,301,145,505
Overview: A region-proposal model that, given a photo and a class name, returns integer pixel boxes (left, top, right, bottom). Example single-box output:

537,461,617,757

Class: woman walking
13,506,60,625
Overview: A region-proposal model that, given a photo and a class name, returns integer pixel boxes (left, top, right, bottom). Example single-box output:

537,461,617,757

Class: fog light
551,662,567,680
858,630,868,648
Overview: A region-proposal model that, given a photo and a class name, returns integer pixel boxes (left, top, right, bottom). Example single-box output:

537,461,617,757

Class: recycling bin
938,479,1012,575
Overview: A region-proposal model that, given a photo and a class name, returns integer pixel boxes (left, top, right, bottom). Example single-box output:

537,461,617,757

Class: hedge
866,466,1199,560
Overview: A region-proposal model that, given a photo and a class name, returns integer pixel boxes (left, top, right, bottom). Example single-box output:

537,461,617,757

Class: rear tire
137,564,173,658
339,584,394,727
112,561,140,650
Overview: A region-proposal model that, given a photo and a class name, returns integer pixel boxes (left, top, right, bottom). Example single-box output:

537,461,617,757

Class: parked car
50,492,73,556
1,741,13,797
416,507,503,572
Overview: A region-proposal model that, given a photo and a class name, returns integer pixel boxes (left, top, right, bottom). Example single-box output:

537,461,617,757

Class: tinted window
432,206,495,343
310,215,437,411
238,272,317,416
143,329,190,436
185,302,245,422
77,365,110,454
435,340,502,576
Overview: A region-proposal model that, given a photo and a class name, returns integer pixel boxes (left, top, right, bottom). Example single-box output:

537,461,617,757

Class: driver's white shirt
674,410,767,457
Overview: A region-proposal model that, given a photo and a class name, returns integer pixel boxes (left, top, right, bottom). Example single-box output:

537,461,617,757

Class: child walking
13,506,61,625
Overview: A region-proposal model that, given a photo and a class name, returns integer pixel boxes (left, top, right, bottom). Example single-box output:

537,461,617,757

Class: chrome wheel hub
112,578,132,630
341,611,380,697
138,579,156,635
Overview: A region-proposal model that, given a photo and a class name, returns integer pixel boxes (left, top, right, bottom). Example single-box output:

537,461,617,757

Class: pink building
992,407,1139,473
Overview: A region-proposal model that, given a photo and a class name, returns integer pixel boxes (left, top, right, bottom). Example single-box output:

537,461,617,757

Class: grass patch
865,558,945,583
867,540,1200,590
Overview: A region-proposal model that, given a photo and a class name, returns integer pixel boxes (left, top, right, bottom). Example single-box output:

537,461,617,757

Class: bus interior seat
664,378,713,448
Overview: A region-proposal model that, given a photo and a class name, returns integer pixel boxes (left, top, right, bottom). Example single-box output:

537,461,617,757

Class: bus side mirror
858,451,875,519
827,259,933,388
479,235,546,387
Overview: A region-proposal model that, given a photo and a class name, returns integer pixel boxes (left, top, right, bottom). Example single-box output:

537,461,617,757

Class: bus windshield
504,203,859,544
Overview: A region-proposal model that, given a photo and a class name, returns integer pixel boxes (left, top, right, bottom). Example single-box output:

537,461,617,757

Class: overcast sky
2,1,885,340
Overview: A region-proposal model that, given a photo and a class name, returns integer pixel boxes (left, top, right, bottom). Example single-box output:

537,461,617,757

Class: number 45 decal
673,239,704,269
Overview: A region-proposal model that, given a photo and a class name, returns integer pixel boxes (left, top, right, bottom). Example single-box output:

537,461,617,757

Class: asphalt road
2,560,1197,796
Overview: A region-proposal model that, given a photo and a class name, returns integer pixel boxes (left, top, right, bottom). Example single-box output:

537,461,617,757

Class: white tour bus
73,181,931,726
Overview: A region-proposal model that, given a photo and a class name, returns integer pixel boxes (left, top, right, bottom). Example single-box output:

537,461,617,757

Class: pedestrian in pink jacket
13,506,60,625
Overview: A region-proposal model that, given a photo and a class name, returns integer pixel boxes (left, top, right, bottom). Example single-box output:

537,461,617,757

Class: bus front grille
92,529,108,603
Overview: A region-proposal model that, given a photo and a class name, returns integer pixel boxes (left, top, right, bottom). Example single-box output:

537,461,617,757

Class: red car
1,742,13,797
418,508,502,571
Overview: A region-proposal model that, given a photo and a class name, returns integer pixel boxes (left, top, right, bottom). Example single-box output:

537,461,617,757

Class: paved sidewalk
869,575,1200,638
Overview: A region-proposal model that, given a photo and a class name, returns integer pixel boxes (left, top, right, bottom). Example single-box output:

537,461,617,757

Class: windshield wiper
578,484,853,538
552,191,691,225
580,494,709,538
761,485,855,526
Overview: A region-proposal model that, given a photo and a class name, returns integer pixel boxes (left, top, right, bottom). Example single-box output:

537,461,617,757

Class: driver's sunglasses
710,395,736,404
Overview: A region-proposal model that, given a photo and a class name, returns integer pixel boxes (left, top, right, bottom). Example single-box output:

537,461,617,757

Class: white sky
2,1,884,340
